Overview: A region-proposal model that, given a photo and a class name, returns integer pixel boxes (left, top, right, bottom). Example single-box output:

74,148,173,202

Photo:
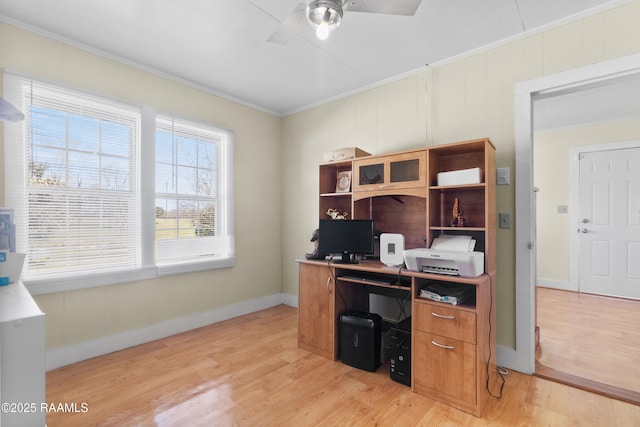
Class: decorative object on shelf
335,170,352,193
304,228,327,260
326,208,348,220
360,167,383,185
322,147,370,163
451,197,467,227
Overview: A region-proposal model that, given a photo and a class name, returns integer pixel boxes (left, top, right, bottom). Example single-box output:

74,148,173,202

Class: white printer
403,235,484,278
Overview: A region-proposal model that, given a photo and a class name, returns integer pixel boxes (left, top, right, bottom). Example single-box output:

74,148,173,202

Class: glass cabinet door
390,158,420,183
358,163,384,186
353,150,426,193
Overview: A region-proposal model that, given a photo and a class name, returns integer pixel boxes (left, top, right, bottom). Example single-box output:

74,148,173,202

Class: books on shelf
419,282,474,306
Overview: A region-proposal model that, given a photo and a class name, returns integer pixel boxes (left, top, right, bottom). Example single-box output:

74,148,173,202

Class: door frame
569,141,640,293
510,53,640,374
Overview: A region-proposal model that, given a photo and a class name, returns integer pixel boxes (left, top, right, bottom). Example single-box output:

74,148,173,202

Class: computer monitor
318,219,374,264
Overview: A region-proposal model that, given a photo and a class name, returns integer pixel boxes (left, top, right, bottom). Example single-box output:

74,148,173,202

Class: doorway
533,137,640,401
513,53,640,380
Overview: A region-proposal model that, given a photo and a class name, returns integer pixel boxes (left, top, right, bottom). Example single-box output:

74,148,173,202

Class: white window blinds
4,72,141,280
155,115,234,266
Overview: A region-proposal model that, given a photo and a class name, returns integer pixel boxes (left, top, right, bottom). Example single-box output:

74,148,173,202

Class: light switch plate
499,213,512,229
497,167,510,185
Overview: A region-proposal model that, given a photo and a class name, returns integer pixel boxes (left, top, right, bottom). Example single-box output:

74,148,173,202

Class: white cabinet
0,282,46,427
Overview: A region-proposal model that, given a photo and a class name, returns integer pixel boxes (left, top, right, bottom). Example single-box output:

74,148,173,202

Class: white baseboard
281,292,298,308
46,293,297,371
536,278,576,292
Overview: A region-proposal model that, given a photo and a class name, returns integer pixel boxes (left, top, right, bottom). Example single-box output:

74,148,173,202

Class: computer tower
339,311,382,372
389,317,411,386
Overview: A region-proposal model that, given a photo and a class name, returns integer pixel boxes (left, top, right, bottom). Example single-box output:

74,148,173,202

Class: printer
403,235,484,278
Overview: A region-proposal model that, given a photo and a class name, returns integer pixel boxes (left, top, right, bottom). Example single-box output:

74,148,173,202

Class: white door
578,147,640,298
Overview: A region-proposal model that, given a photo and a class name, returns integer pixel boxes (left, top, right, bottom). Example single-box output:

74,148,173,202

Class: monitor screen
318,219,374,264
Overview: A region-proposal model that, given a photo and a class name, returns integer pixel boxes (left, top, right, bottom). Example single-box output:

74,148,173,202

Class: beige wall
534,118,640,286
282,0,640,349
3,0,640,356
0,23,283,350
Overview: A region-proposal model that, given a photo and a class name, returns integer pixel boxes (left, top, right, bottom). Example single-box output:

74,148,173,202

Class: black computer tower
389,317,411,386
339,311,382,372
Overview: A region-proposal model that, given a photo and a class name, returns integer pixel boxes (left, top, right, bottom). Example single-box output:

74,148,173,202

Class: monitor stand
334,252,358,264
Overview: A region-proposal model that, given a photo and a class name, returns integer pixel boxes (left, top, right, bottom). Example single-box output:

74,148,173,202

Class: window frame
152,111,236,277
3,73,235,295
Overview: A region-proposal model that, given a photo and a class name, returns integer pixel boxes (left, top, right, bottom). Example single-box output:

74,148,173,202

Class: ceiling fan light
316,22,330,40
307,0,343,39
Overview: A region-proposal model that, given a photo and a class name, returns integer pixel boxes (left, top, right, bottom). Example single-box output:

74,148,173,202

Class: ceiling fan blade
267,2,307,45
343,0,422,16
0,97,25,122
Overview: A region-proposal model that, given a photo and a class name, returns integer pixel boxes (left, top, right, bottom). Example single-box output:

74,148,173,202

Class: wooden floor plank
536,287,640,402
46,304,640,426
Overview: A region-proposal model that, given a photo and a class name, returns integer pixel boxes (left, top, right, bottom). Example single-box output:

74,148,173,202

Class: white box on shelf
437,167,482,186
322,147,370,163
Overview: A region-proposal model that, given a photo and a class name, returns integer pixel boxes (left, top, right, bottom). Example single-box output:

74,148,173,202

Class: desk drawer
414,330,477,404
415,301,476,344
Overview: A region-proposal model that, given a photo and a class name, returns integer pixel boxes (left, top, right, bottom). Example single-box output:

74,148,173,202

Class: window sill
156,256,235,276
23,256,235,296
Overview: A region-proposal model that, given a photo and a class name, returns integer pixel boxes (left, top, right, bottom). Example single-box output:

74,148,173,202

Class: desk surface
297,258,488,285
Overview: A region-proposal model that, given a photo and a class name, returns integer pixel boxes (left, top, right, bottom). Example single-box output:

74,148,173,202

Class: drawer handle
431,312,454,320
431,340,455,350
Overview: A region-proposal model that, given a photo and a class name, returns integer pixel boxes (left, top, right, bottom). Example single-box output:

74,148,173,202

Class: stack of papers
419,282,474,306
430,234,476,251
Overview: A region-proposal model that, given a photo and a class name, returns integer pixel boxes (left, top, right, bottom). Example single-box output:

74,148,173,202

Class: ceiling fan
0,97,24,122
268,0,423,44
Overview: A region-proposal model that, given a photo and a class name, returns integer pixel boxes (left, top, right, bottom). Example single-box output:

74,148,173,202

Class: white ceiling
0,0,630,116
534,74,640,131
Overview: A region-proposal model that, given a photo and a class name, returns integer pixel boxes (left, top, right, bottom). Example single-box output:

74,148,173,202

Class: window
3,72,235,293
154,115,235,271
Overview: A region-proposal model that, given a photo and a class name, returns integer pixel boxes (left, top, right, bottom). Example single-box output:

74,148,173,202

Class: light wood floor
536,287,640,403
46,304,640,426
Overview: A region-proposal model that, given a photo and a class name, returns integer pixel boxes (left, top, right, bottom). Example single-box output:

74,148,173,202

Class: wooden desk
297,259,496,417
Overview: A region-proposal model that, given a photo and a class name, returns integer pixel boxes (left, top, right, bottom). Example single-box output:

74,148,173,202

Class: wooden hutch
298,138,497,416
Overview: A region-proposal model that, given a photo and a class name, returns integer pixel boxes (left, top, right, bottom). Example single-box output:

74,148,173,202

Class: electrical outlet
499,213,512,229
497,167,510,185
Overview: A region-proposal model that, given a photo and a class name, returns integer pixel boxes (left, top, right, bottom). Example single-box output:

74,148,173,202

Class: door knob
581,218,590,223
579,228,588,233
